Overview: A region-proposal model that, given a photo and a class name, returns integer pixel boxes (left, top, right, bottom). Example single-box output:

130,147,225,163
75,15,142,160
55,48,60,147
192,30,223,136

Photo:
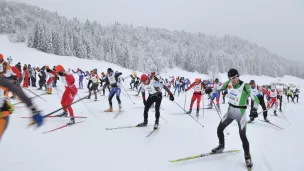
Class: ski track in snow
0,35,303,171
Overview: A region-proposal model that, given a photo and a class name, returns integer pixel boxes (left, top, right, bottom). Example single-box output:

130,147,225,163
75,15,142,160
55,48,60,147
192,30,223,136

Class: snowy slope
0,35,304,171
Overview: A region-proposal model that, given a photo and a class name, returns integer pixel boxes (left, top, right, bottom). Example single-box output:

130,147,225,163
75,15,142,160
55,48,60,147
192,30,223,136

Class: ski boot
186,110,192,114
154,120,159,130
56,111,68,117
196,109,199,118
274,110,277,116
264,117,270,122
211,144,225,153
87,95,91,99
222,101,225,104
67,117,75,125
245,154,253,169
104,106,113,112
47,88,52,94
137,121,148,127
118,104,122,112
94,97,97,101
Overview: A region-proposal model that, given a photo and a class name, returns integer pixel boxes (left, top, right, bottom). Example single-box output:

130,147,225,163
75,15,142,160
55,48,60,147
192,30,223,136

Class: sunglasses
229,76,239,80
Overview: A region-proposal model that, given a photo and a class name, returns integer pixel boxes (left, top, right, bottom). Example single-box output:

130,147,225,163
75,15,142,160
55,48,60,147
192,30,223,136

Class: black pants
250,96,267,119
287,95,293,102
134,81,139,90
217,107,249,155
31,77,36,87
277,95,283,110
293,95,299,103
89,84,99,99
130,80,135,89
143,94,162,124
39,79,47,90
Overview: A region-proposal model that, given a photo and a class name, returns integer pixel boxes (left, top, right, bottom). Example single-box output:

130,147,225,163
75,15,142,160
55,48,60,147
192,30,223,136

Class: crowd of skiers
0,53,302,170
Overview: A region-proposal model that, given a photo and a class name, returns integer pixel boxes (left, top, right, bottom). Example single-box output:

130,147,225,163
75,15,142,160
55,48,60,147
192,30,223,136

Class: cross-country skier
293,88,300,103
87,70,100,101
36,67,47,90
286,87,293,103
248,80,269,123
174,77,181,96
185,78,205,116
54,65,78,125
0,77,43,140
137,73,174,129
211,68,259,170
104,68,123,112
266,86,280,116
130,71,137,89
72,68,84,89
207,78,222,109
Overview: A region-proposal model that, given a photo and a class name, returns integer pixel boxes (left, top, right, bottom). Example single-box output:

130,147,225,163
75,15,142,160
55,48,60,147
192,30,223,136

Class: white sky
13,0,304,62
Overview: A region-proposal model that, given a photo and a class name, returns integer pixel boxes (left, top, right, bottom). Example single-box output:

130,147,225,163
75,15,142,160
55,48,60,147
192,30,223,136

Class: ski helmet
0,54,3,60
55,65,64,73
228,68,239,78
271,85,276,90
215,78,219,82
195,78,201,83
140,74,148,82
107,68,113,73
151,72,156,76
250,80,255,84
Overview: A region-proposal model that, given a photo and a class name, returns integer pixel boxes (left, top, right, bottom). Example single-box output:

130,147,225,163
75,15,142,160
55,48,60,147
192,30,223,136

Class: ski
113,111,124,119
105,125,139,130
258,119,284,129
42,121,85,134
21,116,87,119
169,150,241,163
146,128,159,137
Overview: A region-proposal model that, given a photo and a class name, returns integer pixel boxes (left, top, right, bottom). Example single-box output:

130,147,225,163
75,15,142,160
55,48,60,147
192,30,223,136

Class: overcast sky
14,0,304,62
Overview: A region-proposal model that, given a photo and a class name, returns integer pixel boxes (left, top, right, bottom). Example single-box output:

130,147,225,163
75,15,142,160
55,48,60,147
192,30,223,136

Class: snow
0,35,304,171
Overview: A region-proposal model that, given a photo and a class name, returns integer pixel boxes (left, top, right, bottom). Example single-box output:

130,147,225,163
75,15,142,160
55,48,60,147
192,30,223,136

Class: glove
250,108,258,118
31,107,44,127
267,96,271,101
169,94,174,101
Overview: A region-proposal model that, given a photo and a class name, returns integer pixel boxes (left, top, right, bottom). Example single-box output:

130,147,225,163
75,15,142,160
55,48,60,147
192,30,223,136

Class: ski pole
23,88,47,102
28,95,89,126
202,93,205,118
173,101,204,128
212,99,229,135
13,93,46,106
121,83,135,104
279,110,292,126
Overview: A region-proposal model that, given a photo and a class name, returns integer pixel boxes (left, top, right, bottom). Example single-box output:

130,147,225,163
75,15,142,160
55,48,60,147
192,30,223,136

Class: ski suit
72,69,84,89
106,72,122,107
22,68,29,88
267,89,280,112
59,72,77,117
186,82,204,111
217,80,259,156
88,74,100,99
210,82,222,105
46,69,57,93
174,78,181,95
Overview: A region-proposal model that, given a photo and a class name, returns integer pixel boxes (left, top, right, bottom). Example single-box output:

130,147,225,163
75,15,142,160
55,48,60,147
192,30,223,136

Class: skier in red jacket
54,65,78,125
185,78,205,116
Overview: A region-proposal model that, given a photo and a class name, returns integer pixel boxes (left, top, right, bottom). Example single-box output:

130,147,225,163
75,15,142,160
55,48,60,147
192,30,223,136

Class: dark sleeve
115,72,122,78
0,78,34,109
163,85,172,95
72,70,77,73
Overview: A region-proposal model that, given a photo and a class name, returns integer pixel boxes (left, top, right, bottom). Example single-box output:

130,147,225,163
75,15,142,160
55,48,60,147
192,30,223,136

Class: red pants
61,86,77,117
267,98,278,110
190,93,202,110
23,76,29,87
